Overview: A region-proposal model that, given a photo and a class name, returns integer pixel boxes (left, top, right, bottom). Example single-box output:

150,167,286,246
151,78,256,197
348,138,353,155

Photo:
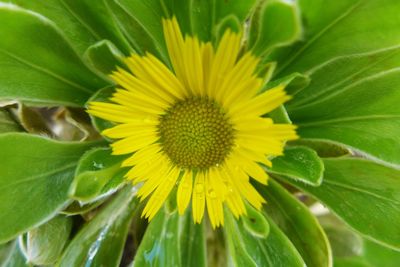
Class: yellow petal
205,173,224,228
230,152,269,185
224,161,266,210
102,122,157,139
192,172,206,223
201,42,214,95
142,167,181,220
207,29,242,97
125,54,186,100
177,170,193,215
111,134,158,155
122,144,161,167
136,156,170,198
182,36,204,95
110,68,175,104
230,85,291,117
162,17,188,91
216,52,260,104
88,102,147,123
219,166,246,218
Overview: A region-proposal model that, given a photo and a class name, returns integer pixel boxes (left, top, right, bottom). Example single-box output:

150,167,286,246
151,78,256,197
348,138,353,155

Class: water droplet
195,184,204,193
93,161,104,170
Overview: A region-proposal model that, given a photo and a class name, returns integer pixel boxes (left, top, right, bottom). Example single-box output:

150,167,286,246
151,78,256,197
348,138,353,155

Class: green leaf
224,210,305,267
334,258,371,267
0,241,15,264
214,0,257,28
10,0,97,55
112,0,169,63
60,199,105,216
265,72,310,96
257,180,332,267
58,186,138,267
289,139,351,158
0,109,21,133
273,0,400,77
162,0,250,42
362,239,400,267
132,207,206,267
84,40,127,77
268,105,292,124
320,214,400,267
287,46,400,167
86,86,116,134
104,0,166,61
268,146,324,186
319,214,363,258
69,147,127,203
287,46,400,109
0,4,108,107
60,0,131,55
282,158,400,250
0,133,100,243
24,216,72,265
248,0,302,56
1,242,29,267
214,15,241,38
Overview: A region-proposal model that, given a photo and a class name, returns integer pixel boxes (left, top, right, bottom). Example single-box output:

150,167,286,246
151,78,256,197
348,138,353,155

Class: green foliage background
0,0,400,266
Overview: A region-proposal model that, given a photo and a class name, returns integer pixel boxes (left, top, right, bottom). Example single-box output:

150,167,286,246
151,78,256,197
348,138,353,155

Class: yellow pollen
158,97,234,170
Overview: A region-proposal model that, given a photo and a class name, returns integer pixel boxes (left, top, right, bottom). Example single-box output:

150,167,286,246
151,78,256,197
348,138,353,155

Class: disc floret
158,97,234,170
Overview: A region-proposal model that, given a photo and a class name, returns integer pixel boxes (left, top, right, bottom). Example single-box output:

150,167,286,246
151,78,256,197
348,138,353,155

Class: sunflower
88,17,298,228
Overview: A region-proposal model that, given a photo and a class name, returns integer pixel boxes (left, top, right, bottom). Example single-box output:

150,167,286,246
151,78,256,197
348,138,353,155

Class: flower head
88,17,298,228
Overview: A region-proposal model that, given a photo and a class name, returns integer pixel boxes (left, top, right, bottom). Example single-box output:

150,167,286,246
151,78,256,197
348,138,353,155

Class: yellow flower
88,17,298,228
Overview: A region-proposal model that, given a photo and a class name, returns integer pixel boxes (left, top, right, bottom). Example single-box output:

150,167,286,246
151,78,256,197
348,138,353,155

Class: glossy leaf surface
58,186,138,267
0,4,108,107
0,133,99,243
25,216,72,265
258,180,332,267
132,207,206,267
0,109,21,133
249,0,302,56
268,146,324,186
224,210,305,267
69,147,127,202
289,46,400,167
283,158,400,250
10,0,97,55
274,0,400,76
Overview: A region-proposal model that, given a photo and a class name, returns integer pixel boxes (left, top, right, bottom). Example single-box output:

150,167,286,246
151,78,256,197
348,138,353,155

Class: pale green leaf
10,0,97,55
113,0,169,63
0,109,21,133
257,180,332,267
60,0,131,55
0,4,109,107
132,207,206,267
268,146,324,186
287,46,400,167
25,216,72,265
282,158,400,250
1,242,29,267
69,147,127,203
249,0,302,56
289,139,351,158
273,0,400,77
0,133,100,243
58,186,138,267
84,40,127,77
224,210,305,267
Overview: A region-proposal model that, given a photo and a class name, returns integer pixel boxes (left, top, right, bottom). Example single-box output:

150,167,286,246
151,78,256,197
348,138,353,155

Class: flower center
158,97,235,170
